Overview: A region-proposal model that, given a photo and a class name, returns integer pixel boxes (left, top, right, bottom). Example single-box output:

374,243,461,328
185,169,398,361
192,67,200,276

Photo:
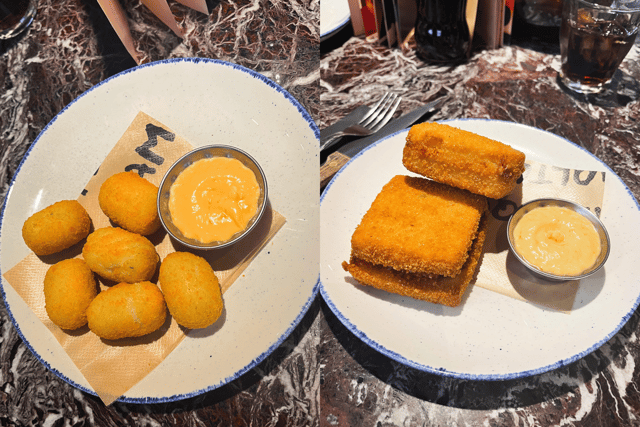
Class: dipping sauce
169,157,260,243
512,206,601,276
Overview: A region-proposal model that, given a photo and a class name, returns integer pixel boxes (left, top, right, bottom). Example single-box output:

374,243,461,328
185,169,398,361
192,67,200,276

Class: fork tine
361,94,393,128
319,92,399,153
363,93,398,130
371,95,401,132
359,92,392,127
368,94,398,130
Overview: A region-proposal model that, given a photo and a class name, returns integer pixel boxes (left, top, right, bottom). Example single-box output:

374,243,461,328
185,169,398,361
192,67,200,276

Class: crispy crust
403,122,526,199
82,227,159,283
87,281,167,340
343,214,488,307
159,252,224,329
351,175,487,278
22,200,92,256
98,171,161,236
44,258,98,330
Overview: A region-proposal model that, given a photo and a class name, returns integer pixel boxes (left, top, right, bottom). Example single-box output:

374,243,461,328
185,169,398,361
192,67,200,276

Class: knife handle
320,152,351,189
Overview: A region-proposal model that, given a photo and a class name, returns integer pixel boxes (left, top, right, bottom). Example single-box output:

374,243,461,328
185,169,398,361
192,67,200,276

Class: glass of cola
559,0,640,94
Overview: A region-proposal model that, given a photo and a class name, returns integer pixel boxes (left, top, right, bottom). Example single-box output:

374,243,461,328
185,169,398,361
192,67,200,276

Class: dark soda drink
0,0,30,30
560,18,637,89
414,0,471,64
0,0,36,39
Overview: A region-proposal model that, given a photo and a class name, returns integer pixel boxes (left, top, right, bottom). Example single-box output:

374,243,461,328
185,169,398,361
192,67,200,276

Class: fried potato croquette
44,258,98,330
351,175,487,278
22,200,91,256
343,214,488,307
98,171,161,235
86,281,167,340
403,122,526,199
158,251,224,329
82,227,159,283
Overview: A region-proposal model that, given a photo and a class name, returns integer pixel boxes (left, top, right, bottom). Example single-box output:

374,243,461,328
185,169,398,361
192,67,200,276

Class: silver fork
320,92,401,152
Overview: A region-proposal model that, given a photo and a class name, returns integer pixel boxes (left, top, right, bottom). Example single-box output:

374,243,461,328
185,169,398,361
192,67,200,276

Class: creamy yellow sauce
169,157,260,243
512,206,601,276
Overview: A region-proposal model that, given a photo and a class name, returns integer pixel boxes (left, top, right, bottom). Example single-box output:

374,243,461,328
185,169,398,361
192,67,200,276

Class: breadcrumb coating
44,258,97,330
22,200,91,256
343,214,488,307
87,281,167,340
98,171,161,235
159,252,224,329
403,122,525,199
82,227,159,283
351,175,487,278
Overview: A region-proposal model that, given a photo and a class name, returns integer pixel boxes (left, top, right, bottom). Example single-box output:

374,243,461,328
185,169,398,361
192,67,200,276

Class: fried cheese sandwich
342,175,488,306
343,214,488,307
403,122,526,199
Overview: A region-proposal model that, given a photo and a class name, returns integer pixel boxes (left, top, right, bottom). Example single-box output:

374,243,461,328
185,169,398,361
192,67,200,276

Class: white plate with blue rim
320,118,640,379
0,58,319,402
321,0,351,40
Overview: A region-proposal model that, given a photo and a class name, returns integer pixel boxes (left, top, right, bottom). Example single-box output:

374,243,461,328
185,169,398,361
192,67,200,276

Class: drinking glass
0,0,36,40
559,0,640,94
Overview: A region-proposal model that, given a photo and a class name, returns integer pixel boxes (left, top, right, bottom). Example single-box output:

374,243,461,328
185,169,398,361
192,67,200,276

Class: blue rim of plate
0,57,320,403
320,0,351,41
320,118,640,381
321,15,351,40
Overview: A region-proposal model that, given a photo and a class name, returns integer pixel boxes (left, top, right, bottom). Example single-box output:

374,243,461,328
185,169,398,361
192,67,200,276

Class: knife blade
320,96,445,189
319,105,371,145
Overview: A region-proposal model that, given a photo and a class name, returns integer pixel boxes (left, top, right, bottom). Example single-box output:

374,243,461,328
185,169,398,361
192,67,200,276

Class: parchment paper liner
474,160,606,312
3,112,286,405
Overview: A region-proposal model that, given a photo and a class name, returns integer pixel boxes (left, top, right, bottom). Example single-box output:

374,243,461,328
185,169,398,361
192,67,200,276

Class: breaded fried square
350,175,487,278
403,122,526,199
343,214,488,307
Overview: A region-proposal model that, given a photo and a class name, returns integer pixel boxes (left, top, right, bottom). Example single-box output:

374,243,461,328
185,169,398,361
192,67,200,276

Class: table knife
320,96,445,189
319,105,371,145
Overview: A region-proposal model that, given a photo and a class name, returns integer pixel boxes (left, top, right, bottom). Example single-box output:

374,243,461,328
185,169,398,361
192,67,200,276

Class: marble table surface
2,0,640,425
